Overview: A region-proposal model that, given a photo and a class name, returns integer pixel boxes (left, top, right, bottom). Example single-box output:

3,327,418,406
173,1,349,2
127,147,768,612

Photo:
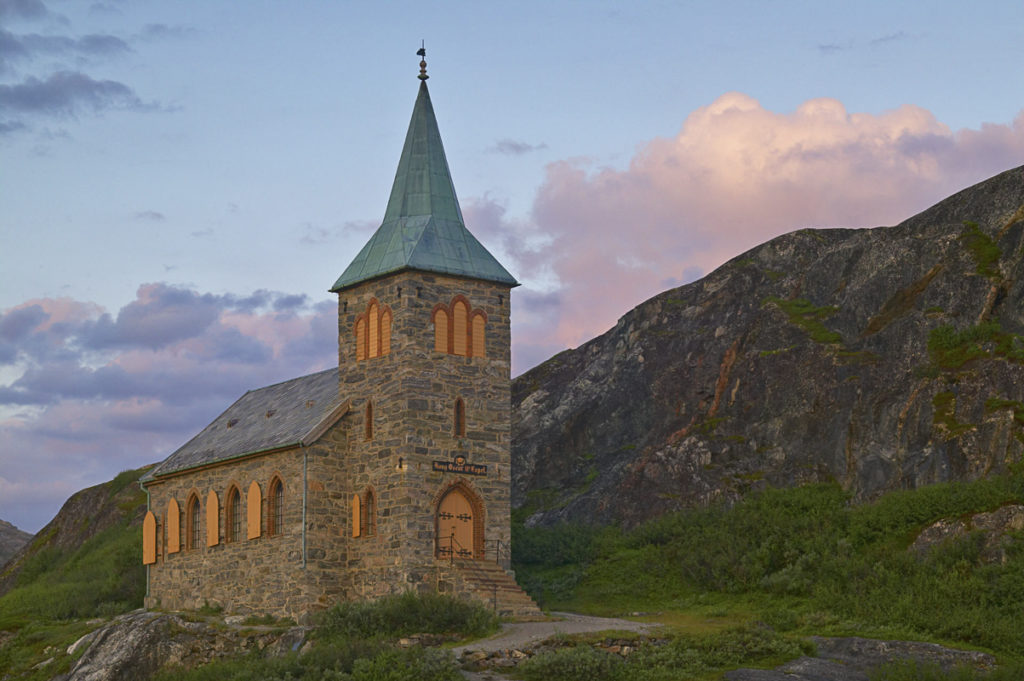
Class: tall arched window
226,486,241,542
452,300,468,356
268,478,284,537
433,308,449,353
187,495,201,550
381,308,392,356
472,313,486,358
433,298,487,358
355,318,366,361
352,488,376,538
365,400,374,440
454,398,466,437
368,301,380,358
354,298,392,361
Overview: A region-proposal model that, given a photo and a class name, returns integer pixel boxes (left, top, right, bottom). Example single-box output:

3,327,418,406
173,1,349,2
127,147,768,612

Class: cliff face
512,166,1024,528
0,520,31,569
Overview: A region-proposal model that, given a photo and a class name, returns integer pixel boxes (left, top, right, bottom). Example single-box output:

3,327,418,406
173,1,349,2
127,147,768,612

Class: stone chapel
140,53,539,619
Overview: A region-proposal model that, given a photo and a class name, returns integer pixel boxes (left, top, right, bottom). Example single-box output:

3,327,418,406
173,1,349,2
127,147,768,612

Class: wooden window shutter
453,301,468,356
381,308,392,356
355,318,366,361
247,481,262,539
206,490,220,547
471,314,486,358
434,309,448,353
351,494,361,537
368,303,379,358
166,498,180,554
142,511,157,565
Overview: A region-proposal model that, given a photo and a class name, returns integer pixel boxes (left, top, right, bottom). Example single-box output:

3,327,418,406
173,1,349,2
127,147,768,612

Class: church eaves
330,74,518,293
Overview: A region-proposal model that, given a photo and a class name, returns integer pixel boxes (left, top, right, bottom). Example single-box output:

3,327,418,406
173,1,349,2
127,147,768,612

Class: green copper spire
330,53,518,293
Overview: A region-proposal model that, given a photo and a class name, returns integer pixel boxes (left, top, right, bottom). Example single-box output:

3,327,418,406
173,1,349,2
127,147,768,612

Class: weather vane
417,41,428,80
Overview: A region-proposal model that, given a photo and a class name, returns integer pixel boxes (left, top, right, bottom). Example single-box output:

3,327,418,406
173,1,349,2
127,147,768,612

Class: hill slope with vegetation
512,469,1024,676
513,165,1024,528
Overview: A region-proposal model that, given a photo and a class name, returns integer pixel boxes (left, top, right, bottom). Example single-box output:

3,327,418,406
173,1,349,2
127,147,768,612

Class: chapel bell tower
328,49,519,596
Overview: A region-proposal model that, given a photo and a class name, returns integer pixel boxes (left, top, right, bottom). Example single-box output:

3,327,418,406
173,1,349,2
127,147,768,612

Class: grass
959,222,1001,279
153,592,497,681
762,296,842,345
513,472,1024,659
514,625,810,681
926,319,1024,370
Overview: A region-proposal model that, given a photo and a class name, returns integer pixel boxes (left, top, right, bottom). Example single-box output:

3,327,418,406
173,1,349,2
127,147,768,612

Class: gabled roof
330,80,518,292
142,369,347,481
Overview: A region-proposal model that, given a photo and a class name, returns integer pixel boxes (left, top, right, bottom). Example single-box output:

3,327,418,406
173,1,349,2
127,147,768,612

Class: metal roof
142,369,347,481
330,80,518,292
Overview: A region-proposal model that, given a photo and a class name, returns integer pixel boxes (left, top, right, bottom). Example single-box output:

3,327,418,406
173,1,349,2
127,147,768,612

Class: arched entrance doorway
435,483,483,560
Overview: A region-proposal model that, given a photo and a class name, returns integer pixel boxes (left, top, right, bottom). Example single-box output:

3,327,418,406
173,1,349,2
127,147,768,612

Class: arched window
472,313,486,358
452,300,468,356
454,398,466,437
368,301,380,358
365,400,374,440
381,308,392,356
167,498,181,554
355,318,366,361
352,489,376,538
247,481,262,539
226,487,241,543
354,299,392,361
361,488,377,537
187,495,201,551
268,478,284,537
433,298,486,358
433,308,449,353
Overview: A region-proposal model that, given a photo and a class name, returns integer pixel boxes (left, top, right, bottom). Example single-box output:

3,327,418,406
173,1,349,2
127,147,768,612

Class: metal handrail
440,533,498,612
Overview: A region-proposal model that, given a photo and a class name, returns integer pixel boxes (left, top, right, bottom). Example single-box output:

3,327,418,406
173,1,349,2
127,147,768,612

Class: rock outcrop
0,519,31,569
513,165,1024,527
55,610,310,681
910,503,1024,563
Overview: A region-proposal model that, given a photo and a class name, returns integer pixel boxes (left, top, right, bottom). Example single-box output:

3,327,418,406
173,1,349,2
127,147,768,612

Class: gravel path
453,612,656,680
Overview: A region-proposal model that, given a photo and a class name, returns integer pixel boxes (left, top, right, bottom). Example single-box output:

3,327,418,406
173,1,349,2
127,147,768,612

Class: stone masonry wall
334,271,513,600
145,446,324,619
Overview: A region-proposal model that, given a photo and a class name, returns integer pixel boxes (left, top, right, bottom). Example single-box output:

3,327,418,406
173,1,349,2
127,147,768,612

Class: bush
515,645,624,681
316,591,498,640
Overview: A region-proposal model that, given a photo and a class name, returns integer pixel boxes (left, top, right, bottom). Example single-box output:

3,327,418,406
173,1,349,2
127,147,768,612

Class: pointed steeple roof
330,72,518,293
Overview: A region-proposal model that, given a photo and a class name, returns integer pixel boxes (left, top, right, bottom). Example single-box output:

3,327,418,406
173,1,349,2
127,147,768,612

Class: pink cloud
502,94,1024,354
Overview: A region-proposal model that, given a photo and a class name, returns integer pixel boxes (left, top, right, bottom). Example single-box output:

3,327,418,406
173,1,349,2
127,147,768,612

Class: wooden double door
436,487,478,559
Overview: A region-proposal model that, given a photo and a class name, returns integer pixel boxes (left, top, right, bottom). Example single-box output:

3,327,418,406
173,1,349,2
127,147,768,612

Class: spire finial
417,41,428,80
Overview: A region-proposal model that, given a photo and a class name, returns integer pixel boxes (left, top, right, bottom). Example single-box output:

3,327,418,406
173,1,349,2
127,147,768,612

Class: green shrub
515,644,624,681
316,591,497,640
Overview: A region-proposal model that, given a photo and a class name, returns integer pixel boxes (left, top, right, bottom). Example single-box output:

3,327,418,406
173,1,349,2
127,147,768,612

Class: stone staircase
453,559,543,620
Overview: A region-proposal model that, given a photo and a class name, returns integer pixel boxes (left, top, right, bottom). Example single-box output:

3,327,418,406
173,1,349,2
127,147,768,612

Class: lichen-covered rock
513,165,1024,527
910,504,1024,562
56,610,310,681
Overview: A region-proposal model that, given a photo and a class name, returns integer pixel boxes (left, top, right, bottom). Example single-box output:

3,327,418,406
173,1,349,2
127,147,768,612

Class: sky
2,0,1024,533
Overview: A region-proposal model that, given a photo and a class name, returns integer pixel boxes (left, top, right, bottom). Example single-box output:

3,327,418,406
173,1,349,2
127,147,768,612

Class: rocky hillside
0,467,149,598
0,520,31,569
512,165,1024,528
